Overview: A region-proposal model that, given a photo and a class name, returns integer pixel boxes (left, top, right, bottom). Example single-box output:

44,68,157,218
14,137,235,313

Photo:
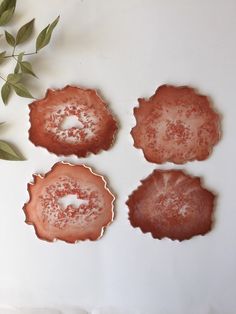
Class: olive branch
0,0,59,160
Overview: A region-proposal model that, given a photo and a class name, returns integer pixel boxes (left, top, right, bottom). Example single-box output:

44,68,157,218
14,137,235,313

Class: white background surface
0,0,236,313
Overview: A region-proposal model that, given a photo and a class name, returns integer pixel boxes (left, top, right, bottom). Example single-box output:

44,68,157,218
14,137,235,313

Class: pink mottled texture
127,169,215,241
24,162,115,243
131,85,221,164
29,86,117,157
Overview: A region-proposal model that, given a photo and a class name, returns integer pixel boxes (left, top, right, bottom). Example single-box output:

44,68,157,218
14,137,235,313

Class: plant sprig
0,0,59,160
0,0,59,105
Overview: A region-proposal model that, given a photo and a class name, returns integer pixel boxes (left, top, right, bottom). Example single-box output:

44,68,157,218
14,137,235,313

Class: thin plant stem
0,74,7,82
4,51,37,58
12,45,16,56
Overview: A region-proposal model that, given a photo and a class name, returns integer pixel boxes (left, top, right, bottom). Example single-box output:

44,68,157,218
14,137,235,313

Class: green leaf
0,51,6,64
0,0,16,25
0,0,16,16
12,83,34,98
16,18,35,45
4,30,15,46
36,15,59,51
20,61,37,77
36,24,49,52
14,62,20,73
1,82,11,105
7,73,22,83
14,52,24,73
0,51,6,57
0,6,14,25
0,140,24,160
44,15,60,45
17,52,24,62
